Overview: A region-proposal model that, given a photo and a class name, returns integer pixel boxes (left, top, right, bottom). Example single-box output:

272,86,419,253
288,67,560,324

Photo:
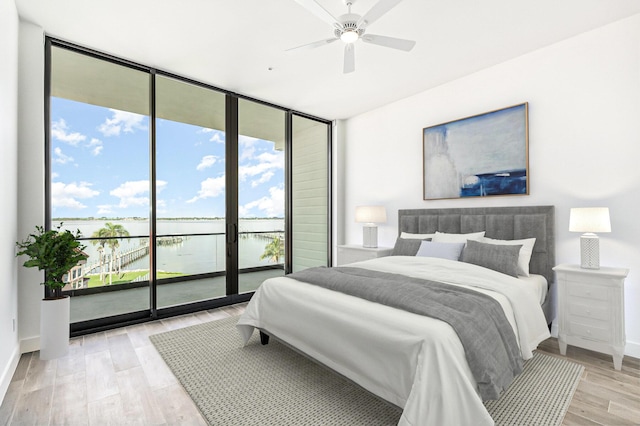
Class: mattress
237,256,550,425
519,273,548,305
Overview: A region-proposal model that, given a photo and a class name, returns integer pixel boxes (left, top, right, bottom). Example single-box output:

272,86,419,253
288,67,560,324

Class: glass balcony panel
156,233,225,277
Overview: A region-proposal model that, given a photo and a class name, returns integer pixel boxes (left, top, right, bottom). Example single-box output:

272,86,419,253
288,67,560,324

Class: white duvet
236,256,551,426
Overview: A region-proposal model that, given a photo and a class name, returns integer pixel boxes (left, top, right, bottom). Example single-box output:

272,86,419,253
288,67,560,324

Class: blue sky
51,97,284,219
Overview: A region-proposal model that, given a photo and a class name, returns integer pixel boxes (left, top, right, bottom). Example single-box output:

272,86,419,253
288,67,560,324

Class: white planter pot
40,296,70,360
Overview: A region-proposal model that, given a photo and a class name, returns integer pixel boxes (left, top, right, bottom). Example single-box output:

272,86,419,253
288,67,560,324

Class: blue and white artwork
423,103,528,200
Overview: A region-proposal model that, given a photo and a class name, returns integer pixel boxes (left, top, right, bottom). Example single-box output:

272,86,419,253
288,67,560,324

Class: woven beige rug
150,316,583,426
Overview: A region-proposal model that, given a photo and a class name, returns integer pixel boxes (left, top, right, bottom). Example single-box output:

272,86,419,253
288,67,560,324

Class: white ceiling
15,0,640,120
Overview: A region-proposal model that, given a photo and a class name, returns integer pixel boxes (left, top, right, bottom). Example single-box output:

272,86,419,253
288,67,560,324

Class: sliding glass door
237,99,286,293
155,75,227,308
47,39,331,333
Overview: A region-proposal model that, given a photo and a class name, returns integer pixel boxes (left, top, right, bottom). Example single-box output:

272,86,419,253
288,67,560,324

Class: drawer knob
587,330,591,335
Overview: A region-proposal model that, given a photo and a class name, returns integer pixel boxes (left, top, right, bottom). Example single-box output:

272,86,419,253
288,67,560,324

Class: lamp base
363,224,378,248
580,233,600,269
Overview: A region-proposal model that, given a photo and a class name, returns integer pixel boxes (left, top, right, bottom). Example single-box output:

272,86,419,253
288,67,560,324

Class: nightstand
553,264,629,370
337,245,393,266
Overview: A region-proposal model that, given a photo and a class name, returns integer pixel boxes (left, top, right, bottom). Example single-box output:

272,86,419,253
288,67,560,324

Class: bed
237,205,554,425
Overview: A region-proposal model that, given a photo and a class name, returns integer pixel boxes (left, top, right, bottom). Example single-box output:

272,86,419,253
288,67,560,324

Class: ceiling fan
288,0,416,74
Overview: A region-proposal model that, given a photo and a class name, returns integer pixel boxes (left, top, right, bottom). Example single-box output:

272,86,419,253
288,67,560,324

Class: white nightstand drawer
554,264,629,371
568,301,609,321
568,283,608,301
569,321,610,342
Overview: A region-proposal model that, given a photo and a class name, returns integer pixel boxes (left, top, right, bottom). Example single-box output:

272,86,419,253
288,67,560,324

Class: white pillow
432,231,485,244
416,241,465,261
480,236,536,277
400,232,435,240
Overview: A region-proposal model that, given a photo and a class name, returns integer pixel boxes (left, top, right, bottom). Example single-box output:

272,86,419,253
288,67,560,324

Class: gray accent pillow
391,237,431,256
461,239,522,277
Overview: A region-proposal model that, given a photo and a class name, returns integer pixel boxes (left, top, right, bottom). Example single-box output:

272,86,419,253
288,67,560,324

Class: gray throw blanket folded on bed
288,266,523,400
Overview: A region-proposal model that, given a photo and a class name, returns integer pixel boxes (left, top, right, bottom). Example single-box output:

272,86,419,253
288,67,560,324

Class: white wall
340,14,640,358
0,0,20,405
17,20,46,354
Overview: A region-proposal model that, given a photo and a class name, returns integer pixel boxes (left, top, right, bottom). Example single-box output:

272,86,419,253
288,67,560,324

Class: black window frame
45,37,333,336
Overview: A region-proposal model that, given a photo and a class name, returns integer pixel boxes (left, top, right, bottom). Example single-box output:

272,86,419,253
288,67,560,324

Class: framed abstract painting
423,103,529,200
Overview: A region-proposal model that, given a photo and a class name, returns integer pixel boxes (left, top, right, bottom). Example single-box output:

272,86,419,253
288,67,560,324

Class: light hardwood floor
1,303,638,425
537,338,640,425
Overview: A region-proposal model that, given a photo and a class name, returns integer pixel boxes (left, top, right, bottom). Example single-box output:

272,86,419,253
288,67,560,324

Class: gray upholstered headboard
398,205,555,284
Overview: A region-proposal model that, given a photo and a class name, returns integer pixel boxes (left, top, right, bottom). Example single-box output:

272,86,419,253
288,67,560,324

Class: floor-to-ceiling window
47,39,331,334
155,75,227,308
237,99,286,293
49,45,152,323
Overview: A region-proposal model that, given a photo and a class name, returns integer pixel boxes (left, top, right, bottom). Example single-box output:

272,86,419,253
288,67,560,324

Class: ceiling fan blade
357,0,403,28
361,34,416,51
343,44,355,74
293,0,342,30
286,38,338,52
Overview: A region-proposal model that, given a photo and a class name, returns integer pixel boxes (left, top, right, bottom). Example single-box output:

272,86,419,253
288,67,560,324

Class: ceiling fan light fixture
289,0,416,73
340,30,359,43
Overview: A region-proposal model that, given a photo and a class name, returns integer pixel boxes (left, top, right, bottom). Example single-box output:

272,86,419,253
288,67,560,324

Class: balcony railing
63,230,285,294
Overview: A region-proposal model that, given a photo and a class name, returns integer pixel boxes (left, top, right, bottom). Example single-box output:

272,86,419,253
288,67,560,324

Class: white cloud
256,152,280,163
51,119,86,146
198,128,225,143
109,180,166,208
98,109,146,137
240,146,255,161
51,181,99,209
53,147,74,165
196,155,218,171
210,132,224,143
96,205,114,215
251,171,274,188
87,138,103,156
239,150,284,185
187,176,226,203
239,135,259,161
240,186,284,217
239,135,259,146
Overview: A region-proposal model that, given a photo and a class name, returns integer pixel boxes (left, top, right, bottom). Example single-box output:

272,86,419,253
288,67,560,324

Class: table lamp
569,207,611,269
355,206,386,248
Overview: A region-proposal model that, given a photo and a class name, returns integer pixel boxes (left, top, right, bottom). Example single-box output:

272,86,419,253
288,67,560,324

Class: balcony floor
70,269,283,323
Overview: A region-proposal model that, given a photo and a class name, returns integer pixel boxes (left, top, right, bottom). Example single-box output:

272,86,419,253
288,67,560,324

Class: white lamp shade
355,206,387,224
569,207,611,233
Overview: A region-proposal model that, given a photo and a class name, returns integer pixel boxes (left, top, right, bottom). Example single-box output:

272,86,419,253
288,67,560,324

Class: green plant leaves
16,222,88,296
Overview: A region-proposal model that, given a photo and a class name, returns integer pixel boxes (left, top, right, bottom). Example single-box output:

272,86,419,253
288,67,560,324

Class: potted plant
16,222,88,360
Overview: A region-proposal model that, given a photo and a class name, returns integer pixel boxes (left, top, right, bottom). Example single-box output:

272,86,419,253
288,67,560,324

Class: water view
59,218,284,290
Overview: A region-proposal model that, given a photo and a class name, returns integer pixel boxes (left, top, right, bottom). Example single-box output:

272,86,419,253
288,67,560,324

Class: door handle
227,223,238,244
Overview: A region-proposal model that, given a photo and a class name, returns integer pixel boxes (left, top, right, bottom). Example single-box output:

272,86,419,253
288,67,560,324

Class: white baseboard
625,340,640,359
0,345,20,406
20,336,39,354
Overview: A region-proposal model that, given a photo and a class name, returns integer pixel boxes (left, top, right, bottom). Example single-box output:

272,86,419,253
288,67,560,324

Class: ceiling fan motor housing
335,13,365,39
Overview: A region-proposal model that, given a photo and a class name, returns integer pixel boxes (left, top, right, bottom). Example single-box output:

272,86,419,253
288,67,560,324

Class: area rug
150,316,583,426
